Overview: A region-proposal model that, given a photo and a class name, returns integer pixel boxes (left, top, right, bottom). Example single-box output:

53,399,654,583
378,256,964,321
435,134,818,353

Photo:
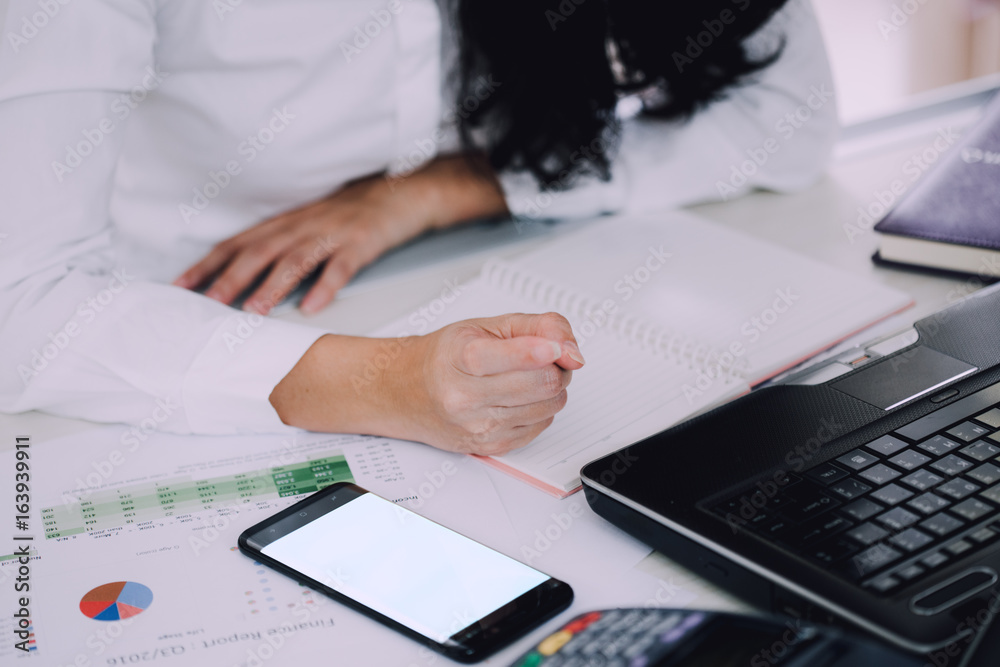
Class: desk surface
1,94,992,664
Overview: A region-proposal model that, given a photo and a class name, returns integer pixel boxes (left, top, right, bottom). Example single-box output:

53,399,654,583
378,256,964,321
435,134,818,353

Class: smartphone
238,482,573,663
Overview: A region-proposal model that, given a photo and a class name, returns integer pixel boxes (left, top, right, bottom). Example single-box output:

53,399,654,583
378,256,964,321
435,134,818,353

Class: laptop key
930,454,974,476
920,512,965,537
890,527,934,552
805,463,849,486
960,441,1000,462
793,514,853,544
842,498,883,521
859,464,902,486
981,484,1000,504
865,435,909,456
947,422,991,443
907,492,950,515
897,564,926,581
975,408,1000,429
847,544,902,578
847,522,889,546
970,527,998,544
946,539,974,557
889,449,931,471
811,537,859,565
900,469,945,491
919,436,961,457
921,551,949,569
781,487,840,521
950,499,993,522
869,483,913,506
837,449,879,471
829,478,871,500
967,463,1000,486
937,479,981,500
876,507,920,531
867,575,901,594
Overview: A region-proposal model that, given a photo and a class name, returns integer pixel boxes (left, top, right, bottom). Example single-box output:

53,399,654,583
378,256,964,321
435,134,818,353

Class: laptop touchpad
833,346,977,411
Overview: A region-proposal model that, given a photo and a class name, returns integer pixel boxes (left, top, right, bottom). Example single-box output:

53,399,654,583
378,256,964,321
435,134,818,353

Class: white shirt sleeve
498,0,839,220
0,0,325,434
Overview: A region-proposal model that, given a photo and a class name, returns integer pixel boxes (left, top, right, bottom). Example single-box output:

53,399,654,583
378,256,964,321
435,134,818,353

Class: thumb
456,335,564,376
490,312,585,370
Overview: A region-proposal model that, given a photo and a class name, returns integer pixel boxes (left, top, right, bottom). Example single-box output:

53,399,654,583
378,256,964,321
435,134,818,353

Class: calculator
509,608,924,666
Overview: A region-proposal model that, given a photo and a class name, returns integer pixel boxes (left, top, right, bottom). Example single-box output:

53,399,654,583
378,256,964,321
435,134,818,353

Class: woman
0,0,835,454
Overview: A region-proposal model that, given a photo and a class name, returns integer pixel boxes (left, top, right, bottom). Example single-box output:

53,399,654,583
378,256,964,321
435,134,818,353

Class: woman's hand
269,313,586,456
173,154,509,315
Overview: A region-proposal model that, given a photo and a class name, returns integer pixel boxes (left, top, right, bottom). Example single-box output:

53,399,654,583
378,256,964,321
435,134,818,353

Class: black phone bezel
237,482,573,663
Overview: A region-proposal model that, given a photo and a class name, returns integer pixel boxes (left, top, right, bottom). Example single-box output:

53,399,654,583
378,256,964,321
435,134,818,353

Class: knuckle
542,311,570,330
440,389,472,418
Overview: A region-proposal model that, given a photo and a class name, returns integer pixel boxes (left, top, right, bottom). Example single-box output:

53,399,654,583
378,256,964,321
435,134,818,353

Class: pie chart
80,582,153,621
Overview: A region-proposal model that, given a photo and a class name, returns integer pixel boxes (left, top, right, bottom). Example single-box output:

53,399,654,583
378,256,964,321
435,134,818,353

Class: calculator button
919,436,961,457
837,449,879,471
869,483,913,506
866,435,908,456
537,630,572,656
947,422,991,443
859,464,902,486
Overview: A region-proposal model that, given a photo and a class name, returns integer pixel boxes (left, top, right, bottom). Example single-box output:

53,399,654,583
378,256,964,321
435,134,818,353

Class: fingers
481,312,586,371
202,237,292,305
243,242,336,315
173,241,238,291
465,417,556,457
478,365,572,407
457,335,565,376
299,246,366,315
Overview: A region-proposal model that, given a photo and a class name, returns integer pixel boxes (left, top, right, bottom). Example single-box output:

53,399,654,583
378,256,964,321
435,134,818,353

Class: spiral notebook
372,212,913,497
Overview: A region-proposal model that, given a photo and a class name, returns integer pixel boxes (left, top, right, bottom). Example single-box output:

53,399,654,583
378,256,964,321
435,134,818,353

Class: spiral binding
481,259,750,383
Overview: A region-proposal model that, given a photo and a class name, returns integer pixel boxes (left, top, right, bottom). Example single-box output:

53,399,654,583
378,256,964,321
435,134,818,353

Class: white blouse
0,0,837,434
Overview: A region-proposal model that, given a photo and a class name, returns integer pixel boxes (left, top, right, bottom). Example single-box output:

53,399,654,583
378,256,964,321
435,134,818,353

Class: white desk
1,85,995,665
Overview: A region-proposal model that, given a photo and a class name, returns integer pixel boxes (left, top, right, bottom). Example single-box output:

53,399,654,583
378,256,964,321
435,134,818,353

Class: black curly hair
453,0,791,188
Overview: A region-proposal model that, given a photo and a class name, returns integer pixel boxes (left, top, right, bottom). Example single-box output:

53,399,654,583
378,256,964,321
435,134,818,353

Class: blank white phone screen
261,493,548,643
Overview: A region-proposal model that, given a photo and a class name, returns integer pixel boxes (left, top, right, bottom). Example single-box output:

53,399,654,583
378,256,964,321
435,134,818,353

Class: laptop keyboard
716,394,1000,596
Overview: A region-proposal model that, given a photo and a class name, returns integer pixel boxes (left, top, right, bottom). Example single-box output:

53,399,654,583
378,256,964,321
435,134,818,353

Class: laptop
581,281,1000,657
